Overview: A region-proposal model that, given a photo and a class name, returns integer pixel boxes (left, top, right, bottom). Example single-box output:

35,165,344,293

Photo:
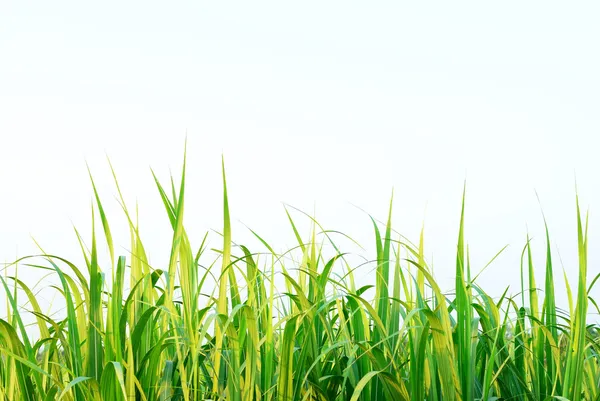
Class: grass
1,151,599,401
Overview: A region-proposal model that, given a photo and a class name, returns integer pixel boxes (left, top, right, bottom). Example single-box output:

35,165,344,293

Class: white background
1,2,599,314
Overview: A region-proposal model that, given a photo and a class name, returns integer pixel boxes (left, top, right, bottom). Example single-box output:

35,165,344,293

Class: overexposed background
1,2,599,313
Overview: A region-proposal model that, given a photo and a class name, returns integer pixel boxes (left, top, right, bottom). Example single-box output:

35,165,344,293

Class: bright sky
1,2,599,313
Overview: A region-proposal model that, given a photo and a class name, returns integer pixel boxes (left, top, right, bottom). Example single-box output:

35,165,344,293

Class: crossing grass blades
1,149,599,400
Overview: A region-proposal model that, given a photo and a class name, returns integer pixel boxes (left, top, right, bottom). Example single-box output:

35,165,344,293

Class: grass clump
1,152,599,401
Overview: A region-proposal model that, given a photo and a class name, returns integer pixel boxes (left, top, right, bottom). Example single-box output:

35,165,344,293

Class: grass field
1,152,599,401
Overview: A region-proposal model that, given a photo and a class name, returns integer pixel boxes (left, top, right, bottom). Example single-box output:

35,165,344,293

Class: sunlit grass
1,150,599,401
